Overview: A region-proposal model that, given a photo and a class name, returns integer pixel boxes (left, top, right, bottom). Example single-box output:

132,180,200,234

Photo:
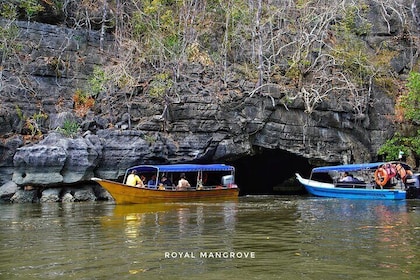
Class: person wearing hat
126,170,145,188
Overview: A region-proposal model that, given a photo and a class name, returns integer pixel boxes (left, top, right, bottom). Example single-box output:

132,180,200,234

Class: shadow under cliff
232,149,312,195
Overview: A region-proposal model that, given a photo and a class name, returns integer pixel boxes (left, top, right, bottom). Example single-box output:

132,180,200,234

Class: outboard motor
405,173,420,199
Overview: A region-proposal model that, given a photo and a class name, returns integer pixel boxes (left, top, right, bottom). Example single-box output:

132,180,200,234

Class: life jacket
383,163,397,178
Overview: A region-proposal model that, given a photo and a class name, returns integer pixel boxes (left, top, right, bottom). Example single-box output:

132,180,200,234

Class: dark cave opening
231,149,313,195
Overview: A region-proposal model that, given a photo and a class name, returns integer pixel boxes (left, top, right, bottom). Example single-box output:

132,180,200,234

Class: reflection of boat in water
101,201,239,240
100,203,182,231
296,162,420,200
112,203,180,216
92,164,239,204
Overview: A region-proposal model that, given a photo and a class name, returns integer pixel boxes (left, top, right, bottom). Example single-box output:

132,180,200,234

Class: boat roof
312,162,386,173
127,164,235,173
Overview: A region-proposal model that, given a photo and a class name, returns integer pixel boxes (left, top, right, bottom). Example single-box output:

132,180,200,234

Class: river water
0,195,419,279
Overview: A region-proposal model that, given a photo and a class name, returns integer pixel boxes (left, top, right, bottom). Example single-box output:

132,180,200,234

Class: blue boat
296,162,419,200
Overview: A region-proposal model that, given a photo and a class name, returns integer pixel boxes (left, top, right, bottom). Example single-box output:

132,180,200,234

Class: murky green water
0,196,419,279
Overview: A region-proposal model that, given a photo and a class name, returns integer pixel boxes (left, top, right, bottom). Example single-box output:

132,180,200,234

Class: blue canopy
312,162,385,173
128,164,235,173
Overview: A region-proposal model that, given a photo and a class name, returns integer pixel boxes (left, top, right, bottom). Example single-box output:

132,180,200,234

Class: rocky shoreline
0,181,113,204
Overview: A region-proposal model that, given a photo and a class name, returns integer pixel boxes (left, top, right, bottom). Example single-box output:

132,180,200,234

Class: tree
400,71,420,123
379,72,420,161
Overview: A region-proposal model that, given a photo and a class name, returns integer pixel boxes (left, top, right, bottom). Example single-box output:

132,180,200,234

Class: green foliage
339,5,372,36
88,67,109,96
18,0,44,20
236,63,258,81
399,71,420,122
412,134,420,156
58,119,80,138
15,105,24,120
0,0,44,21
15,106,48,136
131,0,180,57
378,133,410,161
0,2,17,19
378,72,420,160
149,72,173,98
332,40,374,84
53,0,63,10
378,131,420,160
379,73,420,160
330,5,375,84
164,33,180,50
285,63,301,82
27,112,48,136
144,134,156,144
131,11,148,40
295,0,308,8
0,24,20,54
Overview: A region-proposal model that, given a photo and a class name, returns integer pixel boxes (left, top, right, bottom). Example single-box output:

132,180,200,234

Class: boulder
10,189,38,203
0,136,23,185
12,132,102,186
0,181,19,201
73,186,96,201
62,192,75,203
40,188,61,203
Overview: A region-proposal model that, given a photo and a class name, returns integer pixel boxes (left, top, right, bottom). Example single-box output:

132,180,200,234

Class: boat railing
155,185,230,191
335,181,371,189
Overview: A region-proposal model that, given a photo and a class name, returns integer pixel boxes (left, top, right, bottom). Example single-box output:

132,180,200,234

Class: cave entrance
231,149,312,195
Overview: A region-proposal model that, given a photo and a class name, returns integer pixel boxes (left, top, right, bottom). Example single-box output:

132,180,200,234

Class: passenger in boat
176,173,191,190
339,172,354,182
160,175,173,188
126,170,145,188
147,175,158,189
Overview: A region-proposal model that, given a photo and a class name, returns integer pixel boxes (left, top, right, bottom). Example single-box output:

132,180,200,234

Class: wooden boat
296,162,419,200
92,164,239,204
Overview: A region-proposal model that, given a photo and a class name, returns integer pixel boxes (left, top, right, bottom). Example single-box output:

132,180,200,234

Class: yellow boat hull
92,178,239,204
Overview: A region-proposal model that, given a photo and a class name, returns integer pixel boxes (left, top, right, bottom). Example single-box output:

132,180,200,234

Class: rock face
6,90,394,186
0,137,22,186
0,1,418,201
12,132,102,185
0,181,18,201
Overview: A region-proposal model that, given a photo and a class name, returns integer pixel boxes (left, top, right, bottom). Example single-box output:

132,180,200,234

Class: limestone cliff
0,0,419,199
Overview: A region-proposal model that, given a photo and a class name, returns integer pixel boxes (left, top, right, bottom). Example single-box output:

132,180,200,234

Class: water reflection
0,197,419,279
295,198,420,279
102,202,239,246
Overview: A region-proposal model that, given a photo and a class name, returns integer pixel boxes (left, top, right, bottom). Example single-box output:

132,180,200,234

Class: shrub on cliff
379,72,420,162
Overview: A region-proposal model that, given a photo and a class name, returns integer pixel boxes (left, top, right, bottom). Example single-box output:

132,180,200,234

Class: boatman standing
126,170,145,188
